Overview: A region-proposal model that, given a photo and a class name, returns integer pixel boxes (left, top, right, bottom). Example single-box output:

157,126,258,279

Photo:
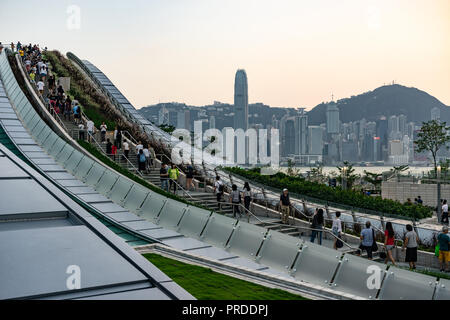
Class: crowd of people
277,187,423,269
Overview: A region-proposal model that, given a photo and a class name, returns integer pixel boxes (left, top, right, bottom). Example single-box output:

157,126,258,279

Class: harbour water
279,166,434,176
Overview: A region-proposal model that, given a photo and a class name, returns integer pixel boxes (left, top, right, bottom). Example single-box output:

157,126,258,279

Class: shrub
224,167,433,219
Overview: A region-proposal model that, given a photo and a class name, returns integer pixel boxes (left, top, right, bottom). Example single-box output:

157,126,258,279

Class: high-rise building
284,119,296,156
326,103,340,134
294,109,308,155
308,126,323,155
431,107,441,121
233,69,249,131
209,115,216,129
388,115,399,139
398,114,407,136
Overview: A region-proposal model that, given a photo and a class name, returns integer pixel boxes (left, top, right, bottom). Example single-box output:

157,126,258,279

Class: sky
1,0,449,110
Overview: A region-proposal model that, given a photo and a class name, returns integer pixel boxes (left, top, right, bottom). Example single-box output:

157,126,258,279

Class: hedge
224,167,433,220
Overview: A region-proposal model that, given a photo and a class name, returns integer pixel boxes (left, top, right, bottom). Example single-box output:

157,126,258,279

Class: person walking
142,145,150,173
168,163,180,194
359,221,375,260
122,139,130,160
279,188,291,224
310,208,324,245
149,146,156,168
78,122,85,141
111,144,118,161
332,211,342,250
230,184,242,219
242,182,252,213
86,119,95,142
138,149,146,173
186,163,195,191
100,122,107,143
438,226,450,272
214,176,224,210
135,140,143,167
403,224,418,270
442,200,449,224
160,163,169,192
116,129,122,150
384,222,396,266
106,138,112,158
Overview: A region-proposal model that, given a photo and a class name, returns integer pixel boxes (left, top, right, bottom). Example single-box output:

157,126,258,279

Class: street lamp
342,166,347,191
437,165,442,223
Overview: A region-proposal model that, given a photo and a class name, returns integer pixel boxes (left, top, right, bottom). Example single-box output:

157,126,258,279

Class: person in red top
384,222,396,266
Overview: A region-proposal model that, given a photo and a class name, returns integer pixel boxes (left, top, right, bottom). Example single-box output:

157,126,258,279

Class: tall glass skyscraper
234,69,248,130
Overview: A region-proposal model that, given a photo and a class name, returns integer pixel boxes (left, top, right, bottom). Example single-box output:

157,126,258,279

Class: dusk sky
1,0,449,109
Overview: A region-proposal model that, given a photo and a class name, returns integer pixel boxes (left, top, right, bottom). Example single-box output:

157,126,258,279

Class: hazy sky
1,0,449,110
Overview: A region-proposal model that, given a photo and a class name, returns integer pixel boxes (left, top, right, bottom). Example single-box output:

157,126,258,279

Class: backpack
139,153,146,163
218,183,224,193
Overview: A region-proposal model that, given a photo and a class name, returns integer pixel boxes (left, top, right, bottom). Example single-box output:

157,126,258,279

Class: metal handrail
121,130,138,146
216,200,356,251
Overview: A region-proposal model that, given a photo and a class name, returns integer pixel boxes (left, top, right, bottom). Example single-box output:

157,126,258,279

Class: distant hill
307,84,450,125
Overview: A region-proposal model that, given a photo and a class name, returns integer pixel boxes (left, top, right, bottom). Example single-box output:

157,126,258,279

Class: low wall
382,181,450,207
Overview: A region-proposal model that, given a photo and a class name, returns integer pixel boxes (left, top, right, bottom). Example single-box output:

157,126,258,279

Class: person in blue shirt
438,226,450,272
360,221,374,260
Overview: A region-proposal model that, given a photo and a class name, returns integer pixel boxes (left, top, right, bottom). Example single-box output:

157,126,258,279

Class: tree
363,171,383,190
286,159,299,176
414,120,450,177
336,161,359,189
309,164,326,184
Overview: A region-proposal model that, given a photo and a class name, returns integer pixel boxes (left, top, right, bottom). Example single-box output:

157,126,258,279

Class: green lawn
143,253,307,300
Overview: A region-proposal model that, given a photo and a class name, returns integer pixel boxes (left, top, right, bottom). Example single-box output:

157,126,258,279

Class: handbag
435,242,441,257
336,236,344,249
371,229,379,252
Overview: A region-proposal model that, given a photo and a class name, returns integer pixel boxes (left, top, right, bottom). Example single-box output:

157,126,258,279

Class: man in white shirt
37,60,43,73
143,146,150,171
37,81,44,95
214,176,224,210
135,141,143,155
100,122,107,143
86,120,95,142
78,123,85,141
332,211,343,250
122,140,130,160
442,200,449,224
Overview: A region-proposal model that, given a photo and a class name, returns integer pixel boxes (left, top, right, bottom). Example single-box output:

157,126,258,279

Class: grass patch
77,140,210,210
143,253,307,300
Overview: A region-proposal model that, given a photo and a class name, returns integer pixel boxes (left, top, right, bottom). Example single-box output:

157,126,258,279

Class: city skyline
1,0,449,109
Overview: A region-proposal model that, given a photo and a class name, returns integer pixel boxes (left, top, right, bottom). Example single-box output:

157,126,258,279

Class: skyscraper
326,103,340,134
294,109,308,155
233,69,249,131
431,107,441,121
308,126,324,155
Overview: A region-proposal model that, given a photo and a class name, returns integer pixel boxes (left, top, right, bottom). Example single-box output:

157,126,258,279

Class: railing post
325,203,332,220
380,215,386,231
302,199,309,216
351,210,360,234
261,187,269,217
